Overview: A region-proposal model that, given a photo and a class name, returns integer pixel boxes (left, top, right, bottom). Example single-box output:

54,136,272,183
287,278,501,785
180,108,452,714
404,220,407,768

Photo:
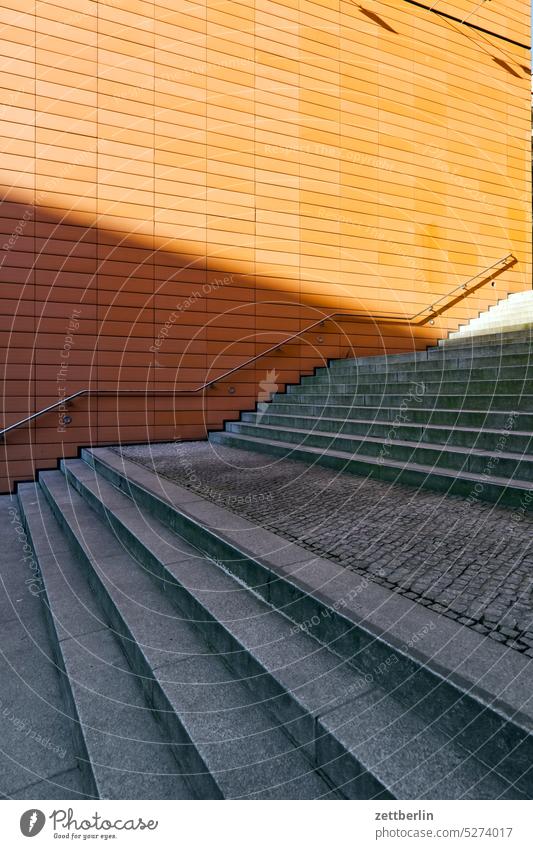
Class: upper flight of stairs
447,290,533,340
17,447,533,798
211,294,533,508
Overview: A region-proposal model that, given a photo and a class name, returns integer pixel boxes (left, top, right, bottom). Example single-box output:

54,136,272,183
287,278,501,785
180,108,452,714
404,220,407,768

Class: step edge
211,432,533,492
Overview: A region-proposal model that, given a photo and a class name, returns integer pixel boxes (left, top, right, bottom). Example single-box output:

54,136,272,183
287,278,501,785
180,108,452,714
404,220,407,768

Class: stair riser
66,458,387,800
17,502,98,799
210,431,532,509
240,414,533,455
264,404,533,430
226,423,533,482
272,393,533,411
38,473,223,801
82,449,533,796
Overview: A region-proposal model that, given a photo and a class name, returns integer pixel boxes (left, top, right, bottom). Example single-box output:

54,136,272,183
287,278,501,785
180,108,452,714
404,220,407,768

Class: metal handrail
0,253,515,441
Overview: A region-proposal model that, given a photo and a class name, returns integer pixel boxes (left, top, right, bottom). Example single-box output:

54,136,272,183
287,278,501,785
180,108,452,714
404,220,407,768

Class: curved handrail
0,253,516,441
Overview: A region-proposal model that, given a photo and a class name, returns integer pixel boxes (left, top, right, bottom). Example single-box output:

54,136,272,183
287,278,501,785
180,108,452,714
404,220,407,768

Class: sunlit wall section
206,0,257,422
33,1,98,472
296,0,343,373
96,0,155,445
254,0,302,390
154,0,207,440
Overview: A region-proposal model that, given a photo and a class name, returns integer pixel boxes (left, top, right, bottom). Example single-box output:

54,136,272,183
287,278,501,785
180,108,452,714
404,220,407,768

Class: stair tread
211,432,533,491
17,482,195,801
270,401,532,420
230,423,533,463
329,365,533,376
62,459,526,799
40,468,334,800
300,378,531,386
289,391,533,400
244,412,533,438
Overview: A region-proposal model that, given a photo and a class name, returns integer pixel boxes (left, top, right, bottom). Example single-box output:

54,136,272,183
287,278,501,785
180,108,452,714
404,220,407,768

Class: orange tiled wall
0,0,531,492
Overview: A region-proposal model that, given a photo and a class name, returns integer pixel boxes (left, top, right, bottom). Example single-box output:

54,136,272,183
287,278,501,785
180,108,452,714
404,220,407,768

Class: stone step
291,378,530,396
438,328,533,350
493,291,533,303
330,348,533,375
315,363,533,383
460,306,533,314
82,447,533,798
264,402,533,431
39,467,337,800
462,304,533,322
449,323,533,340
333,337,533,372
17,482,195,801
271,392,533,412
225,422,533,483
209,430,532,509
472,312,533,324
451,310,533,325
240,412,533,455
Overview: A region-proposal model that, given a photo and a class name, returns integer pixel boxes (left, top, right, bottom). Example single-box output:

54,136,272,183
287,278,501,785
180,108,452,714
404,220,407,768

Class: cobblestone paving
117,441,533,655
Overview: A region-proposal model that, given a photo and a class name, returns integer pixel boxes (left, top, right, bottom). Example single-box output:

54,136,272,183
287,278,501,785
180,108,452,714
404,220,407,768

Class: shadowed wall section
0,0,530,493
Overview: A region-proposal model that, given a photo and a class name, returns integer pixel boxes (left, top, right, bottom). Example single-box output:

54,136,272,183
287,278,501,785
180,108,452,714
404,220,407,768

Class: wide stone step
272,391,533,412
330,337,533,373
240,412,533,455
463,308,533,321
449,327,533,342
40,467,337,801
226,422,533,483
450,318,533,334
329,349,533,376
438,328,533,350
83,447,533,798
291,378,530,396
315,363,533,383
17,482,195,801
265,402,533,431
209,430,533,509
465,313,533,327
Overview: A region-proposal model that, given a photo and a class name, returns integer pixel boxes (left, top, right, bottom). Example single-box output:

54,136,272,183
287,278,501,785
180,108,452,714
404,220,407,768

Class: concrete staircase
210,297,533,508
17,448,533,799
